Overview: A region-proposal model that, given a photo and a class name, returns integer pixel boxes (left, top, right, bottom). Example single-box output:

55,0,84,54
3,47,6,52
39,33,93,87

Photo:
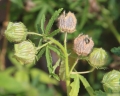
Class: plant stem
71,67,95,74
48,37,70,95
64,32,70,95
108,21,120,43
70,58,79,74
36,41,52,50
27,32,43,36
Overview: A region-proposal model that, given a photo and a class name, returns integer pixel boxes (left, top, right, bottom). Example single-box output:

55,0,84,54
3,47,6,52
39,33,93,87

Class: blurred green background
0,0,120,96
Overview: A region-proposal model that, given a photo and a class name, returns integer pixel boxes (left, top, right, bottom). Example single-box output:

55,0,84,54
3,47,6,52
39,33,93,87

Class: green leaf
14,70,29,90
0,73,25,93
41,14,46,33
37,24,42,34
53,59,61,73
30,68,58,85
35,5,47,28
45,8,63,34
10,0,24,8
79,0,89,30
38,38,43,47
69,74,80,96
37,47,46,60
48,44,64,58
94,90,107,96
48,29,60,37
51,73,60,81
46,46,53,73
111,47,120,56
79,75,95,96
59,60,66,80
3,67,15,75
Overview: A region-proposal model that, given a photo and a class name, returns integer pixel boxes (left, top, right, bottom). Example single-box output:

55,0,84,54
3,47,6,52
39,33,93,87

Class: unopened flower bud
14,41,36,64
73,34,94,56
89,48,108,68
5,22,27,42
58,11,77,33
102,70,120,93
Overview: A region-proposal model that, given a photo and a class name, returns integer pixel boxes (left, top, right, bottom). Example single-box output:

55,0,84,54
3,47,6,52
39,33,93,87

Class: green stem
70,58,79,74
36,41,52,50
108,22,120,43
27,32,43,36
64,32,70,95
48,37,70,95
71,68,95,74
79,75,95,96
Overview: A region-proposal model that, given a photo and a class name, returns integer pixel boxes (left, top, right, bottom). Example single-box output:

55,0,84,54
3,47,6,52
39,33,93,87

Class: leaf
41,14,46,33
30,68,58,85
38,38,43,47
111,47,120,56
10,0,24,8
48,44,64,58
79,0,89,30
37,24,42,34
69,74,80,96
35,5,47,28
51,73,60,81
79,75,95,96
94,90,107,96
59,60,66,80
37,47,46,61
46,46,53,73
45,8,63,34
53,58,61,73
48,29,60,37
0,73,25,93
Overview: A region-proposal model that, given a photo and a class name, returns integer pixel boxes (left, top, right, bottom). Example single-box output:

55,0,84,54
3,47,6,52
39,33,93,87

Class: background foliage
0,0,120,96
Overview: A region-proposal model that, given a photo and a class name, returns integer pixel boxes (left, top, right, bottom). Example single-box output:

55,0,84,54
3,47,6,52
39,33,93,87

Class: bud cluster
5,22,37,64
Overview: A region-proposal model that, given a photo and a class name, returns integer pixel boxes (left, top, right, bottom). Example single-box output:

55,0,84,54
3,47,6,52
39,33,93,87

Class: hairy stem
64,32,70,95
27,32,43,36
71,68,95,74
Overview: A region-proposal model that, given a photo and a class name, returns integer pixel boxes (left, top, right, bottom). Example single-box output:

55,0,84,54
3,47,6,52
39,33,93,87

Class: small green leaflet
45,46,60,81
41,14,45,33
59,60,66,80
46,46,53,73
48,44,64,59
36,47,46,61
45,8,63,34
48,29,60,37
111,46,120,56
69,74,80,96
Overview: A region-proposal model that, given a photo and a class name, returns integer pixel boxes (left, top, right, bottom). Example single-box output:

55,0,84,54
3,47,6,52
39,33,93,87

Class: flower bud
5,22,27,42
89,48,108,68
58,11,77,33
73,34,94,56
14,41,36,64
102,70,120,93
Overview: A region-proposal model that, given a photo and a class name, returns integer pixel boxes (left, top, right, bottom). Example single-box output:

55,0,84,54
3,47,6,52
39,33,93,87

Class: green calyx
5,22,27,42
102,70,120,93
14,41,37,64
88,48,108,69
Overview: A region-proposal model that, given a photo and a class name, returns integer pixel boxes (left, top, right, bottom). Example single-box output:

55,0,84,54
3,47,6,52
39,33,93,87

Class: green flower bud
14,41,37,64
88,48,108,68
58,11,77,33
102,70,120,93
5,22,27,42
